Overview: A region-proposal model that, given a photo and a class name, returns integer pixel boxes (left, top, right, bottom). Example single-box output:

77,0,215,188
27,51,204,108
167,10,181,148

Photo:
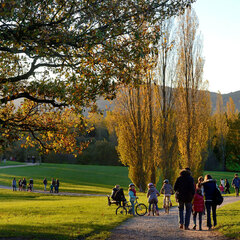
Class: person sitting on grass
147,183,160,216
128,183,137,216
111,185,126,206
160,179,174,208
192,189,204,231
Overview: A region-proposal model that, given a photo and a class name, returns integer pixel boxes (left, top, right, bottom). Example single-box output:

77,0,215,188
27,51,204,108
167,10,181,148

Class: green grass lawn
0,162,239,239
216,200,240,239
0,163,131,194
0,188,130,240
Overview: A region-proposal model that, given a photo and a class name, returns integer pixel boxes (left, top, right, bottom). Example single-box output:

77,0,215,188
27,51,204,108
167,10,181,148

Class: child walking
192,189,204,231
128,183,137,216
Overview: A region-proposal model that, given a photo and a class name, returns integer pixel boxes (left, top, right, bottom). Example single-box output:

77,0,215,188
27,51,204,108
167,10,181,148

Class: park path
0,163,40,169
108,196,240,240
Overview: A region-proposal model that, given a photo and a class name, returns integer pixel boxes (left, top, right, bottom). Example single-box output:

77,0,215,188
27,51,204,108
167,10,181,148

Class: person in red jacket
192,189,204,231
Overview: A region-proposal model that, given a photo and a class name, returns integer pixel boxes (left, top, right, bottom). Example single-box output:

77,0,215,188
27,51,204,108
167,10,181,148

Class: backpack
213,187,223,205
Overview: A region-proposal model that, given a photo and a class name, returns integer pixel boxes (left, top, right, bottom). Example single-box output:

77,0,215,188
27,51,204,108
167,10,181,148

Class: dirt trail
108,196,240,240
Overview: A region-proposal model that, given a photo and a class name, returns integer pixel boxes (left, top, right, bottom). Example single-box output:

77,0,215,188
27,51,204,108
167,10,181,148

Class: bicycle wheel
151,204,156,216
136,203,147,216
116,206,127,215
165,199,170,214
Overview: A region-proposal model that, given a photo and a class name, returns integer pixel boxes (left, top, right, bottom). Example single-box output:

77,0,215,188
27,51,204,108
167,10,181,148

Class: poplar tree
175,8,211,179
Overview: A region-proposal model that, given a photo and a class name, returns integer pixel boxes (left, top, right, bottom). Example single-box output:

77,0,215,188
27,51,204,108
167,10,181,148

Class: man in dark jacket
174,168,195,230
111,185,126,206
232,174,240,197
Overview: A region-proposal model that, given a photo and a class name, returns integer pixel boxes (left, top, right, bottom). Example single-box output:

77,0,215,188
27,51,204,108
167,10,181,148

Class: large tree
0,0,196,153
175,8,211,179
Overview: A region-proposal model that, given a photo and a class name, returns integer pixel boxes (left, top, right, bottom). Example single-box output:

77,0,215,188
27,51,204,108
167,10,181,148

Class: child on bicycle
147,183,160,216
160,179,174,208
128,183,137,216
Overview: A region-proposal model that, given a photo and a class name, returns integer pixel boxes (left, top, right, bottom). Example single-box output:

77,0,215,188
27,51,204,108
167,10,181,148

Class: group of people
12,177,34,192
49,178,60,193
111,169,240,231
12,177,60,193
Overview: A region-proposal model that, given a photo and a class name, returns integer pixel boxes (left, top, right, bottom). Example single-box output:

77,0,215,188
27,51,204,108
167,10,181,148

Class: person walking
55,178,60,193
192,189,204,231
29,178,34,191
174,168,195,230
18,179,22,191
43,178,47,191
12,177,17,191
22,178,27,191
232,173,240,197
225,178,230,194
51,178,56,192
202,174,217,230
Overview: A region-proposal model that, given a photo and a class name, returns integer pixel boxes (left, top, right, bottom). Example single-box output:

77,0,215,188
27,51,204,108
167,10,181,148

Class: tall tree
175,8,211,179
154,18,179,183
0,0,196,153
214,93,228,170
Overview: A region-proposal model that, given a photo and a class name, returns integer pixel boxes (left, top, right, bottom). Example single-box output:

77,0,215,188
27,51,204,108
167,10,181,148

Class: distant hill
13,90,240,115
210,90,240,112
96,90,240,115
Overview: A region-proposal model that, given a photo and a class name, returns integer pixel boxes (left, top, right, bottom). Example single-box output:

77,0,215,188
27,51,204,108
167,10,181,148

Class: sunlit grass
0,189,129,240
216,200,240,239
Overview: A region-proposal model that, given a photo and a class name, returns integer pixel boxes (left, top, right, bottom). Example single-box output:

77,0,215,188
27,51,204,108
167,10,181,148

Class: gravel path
108,196,240,240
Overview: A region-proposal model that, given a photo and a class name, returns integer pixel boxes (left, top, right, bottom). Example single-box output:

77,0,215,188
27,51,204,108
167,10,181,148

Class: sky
193,0,240,93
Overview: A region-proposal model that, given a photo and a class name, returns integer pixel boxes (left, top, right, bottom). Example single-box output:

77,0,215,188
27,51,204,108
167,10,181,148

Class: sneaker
192,225,196,230
179,224,184,229
184,227,190,230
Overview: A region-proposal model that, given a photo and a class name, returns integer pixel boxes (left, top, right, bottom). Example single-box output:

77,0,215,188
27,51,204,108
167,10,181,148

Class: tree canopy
0,0,196,153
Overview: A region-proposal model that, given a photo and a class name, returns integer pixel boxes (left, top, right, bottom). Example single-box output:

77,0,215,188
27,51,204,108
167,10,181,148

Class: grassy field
0,188,130,240
0,163,239,239
0,163,130,194
0,163,238,194
216,200,240,239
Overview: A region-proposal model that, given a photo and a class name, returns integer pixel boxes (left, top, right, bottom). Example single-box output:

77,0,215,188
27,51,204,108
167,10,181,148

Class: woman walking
202,174,217,230
12,178,17,191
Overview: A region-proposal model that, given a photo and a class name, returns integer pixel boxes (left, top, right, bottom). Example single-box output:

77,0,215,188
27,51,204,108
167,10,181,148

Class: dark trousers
193,212,202,228
178,202,192,228
225,187,230,194
205,201,217,228
235,187,239,196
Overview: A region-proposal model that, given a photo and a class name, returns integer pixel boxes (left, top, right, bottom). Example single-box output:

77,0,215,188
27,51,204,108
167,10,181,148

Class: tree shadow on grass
0,222,115,240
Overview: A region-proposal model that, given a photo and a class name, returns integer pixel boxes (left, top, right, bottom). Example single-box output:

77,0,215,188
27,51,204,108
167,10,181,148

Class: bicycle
150,202,159,216
164,195,170,214
115,198,147,216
